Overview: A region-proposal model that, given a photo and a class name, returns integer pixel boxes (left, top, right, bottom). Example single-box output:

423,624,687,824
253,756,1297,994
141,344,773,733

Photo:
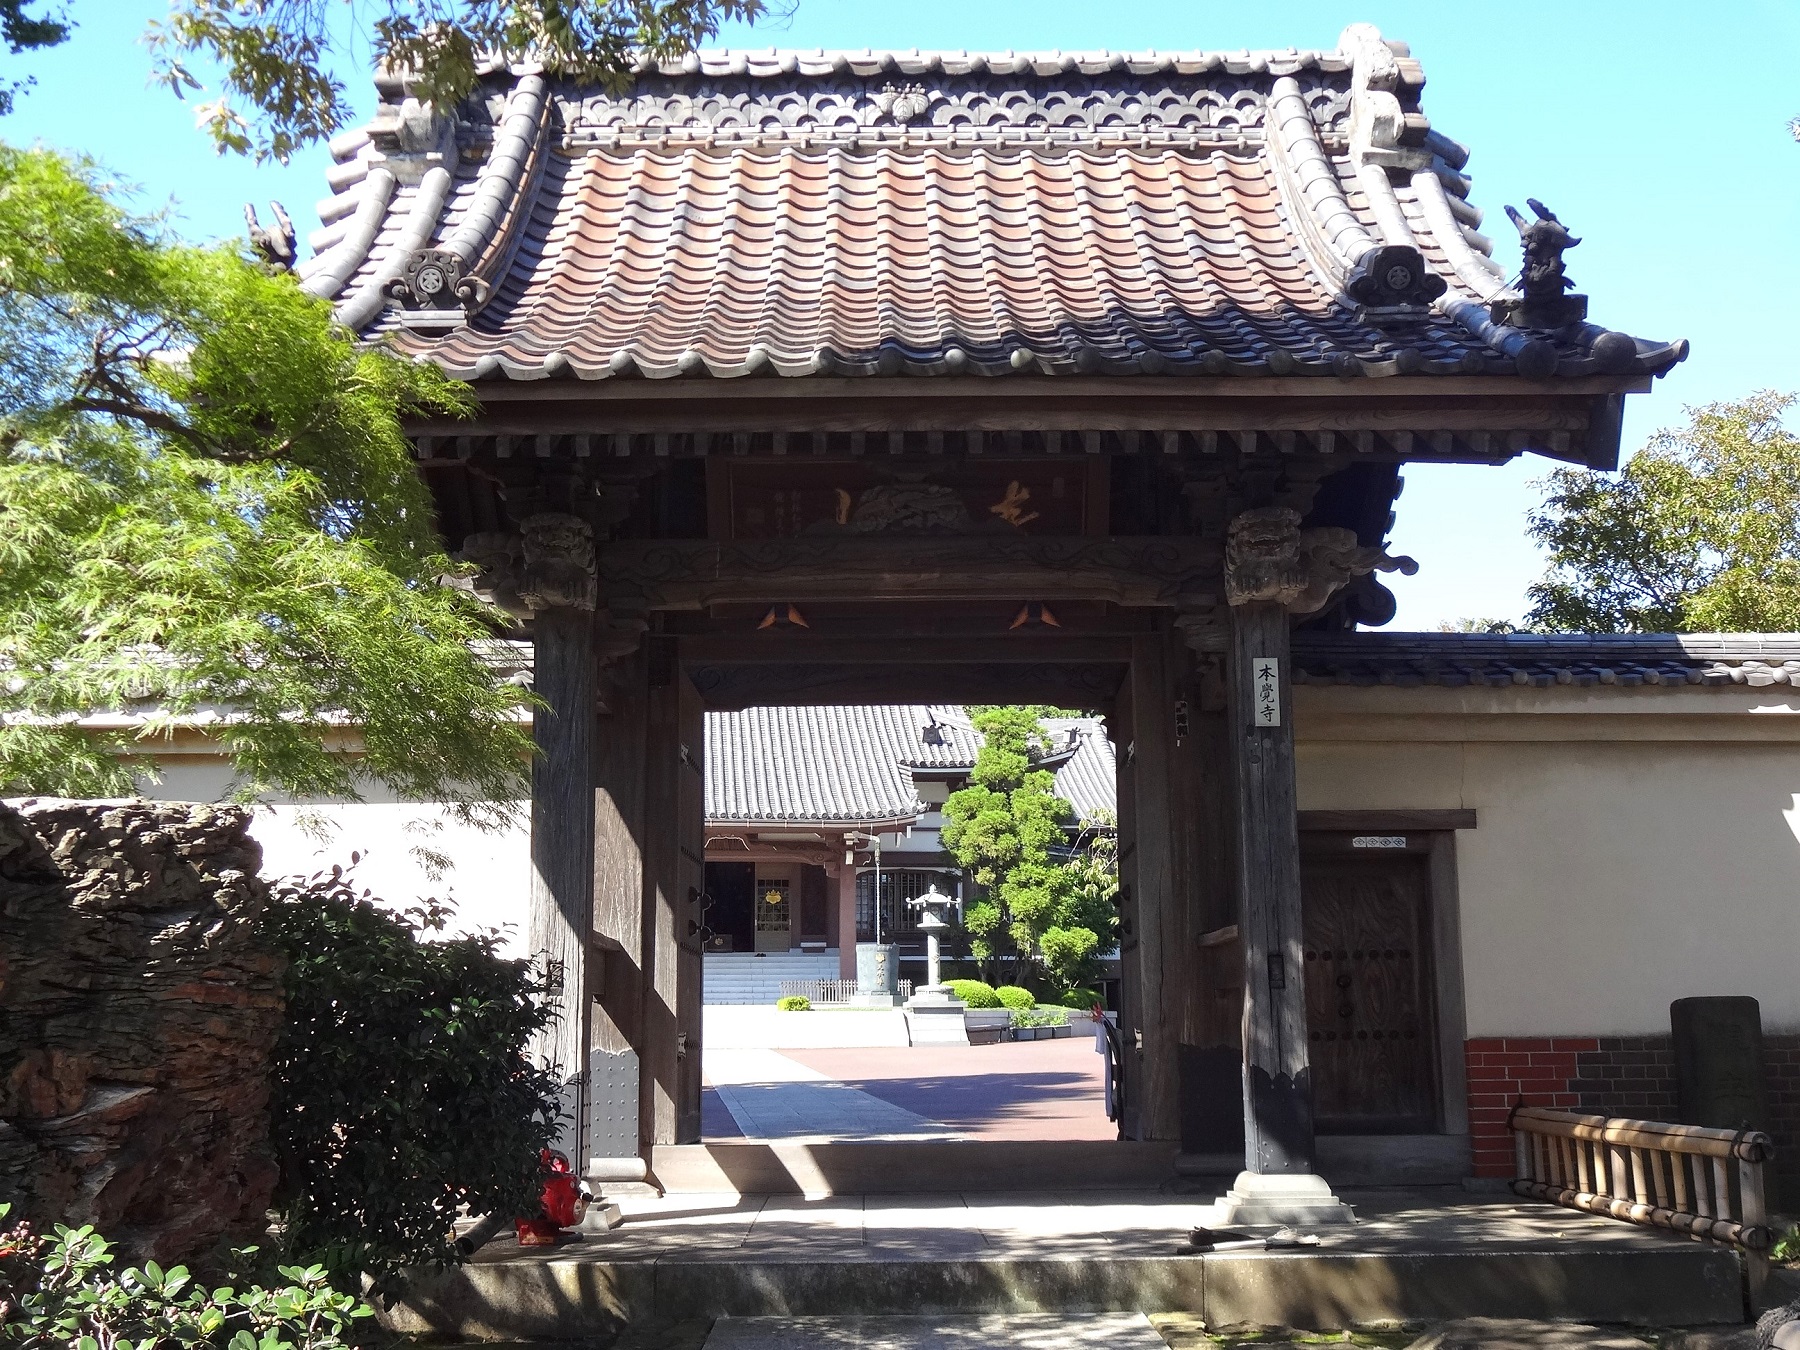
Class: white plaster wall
1297,732,1800,1037
144,761,532,955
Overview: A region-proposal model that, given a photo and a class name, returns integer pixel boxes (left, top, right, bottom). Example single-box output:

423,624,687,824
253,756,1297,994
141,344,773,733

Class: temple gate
297,24,1682,1217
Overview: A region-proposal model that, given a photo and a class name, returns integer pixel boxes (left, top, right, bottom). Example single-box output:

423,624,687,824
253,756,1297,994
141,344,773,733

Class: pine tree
941,708,1115,990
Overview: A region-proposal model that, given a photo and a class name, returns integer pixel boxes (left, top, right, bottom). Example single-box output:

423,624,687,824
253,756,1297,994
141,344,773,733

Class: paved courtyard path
701,1047,964,1141
701,1040,1109,1141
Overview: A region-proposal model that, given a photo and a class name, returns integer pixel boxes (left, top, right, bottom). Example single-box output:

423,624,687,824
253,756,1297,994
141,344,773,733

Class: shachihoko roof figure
295,24,1687,386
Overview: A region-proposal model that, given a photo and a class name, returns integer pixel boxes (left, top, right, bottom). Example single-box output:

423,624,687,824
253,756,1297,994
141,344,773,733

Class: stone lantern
904,882,968,1045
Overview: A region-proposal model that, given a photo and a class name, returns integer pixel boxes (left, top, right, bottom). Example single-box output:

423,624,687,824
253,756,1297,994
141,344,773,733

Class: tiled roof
301,26,1684,384
703,704,1116,824
1044,719,1119,824
1291,633,1800,689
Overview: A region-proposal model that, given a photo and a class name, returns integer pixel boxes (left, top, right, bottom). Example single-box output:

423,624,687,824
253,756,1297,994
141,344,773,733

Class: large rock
1405,1320,1655,1350
0,798,285,1262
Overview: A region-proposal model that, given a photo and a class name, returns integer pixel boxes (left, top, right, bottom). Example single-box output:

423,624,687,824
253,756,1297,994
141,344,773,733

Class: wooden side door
1300,841,1439,1133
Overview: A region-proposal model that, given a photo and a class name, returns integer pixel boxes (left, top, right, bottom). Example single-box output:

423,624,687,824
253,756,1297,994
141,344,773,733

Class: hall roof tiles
299,26,1685,385
703,704,1115,825
1291,633,1800,689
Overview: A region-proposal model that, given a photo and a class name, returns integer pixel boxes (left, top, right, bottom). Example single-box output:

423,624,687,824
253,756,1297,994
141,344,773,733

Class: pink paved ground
770,1039,1113,1141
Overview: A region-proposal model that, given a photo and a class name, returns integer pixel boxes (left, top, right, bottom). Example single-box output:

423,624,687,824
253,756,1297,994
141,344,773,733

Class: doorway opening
697,702,1122,1145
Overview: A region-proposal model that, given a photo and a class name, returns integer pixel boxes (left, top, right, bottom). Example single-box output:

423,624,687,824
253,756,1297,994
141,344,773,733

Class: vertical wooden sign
1253,656,1281,726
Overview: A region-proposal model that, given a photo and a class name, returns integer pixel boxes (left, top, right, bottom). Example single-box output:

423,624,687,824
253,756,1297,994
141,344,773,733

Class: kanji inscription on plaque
1253,656,1281,727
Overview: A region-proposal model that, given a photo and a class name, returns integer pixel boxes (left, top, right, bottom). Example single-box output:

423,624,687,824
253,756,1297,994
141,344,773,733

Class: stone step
702,1313,1167,1349
387,1241,1744,1342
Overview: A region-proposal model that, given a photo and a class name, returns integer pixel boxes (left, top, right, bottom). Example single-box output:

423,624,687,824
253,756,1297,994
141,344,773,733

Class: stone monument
903,883,969,1046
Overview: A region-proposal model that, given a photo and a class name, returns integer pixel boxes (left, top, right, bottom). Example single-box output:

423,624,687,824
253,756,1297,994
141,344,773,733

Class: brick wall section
1574,1037,1678,1120
1467,1033,1800,1188
1465,1037,1595,1177
1765,1034,1800,1203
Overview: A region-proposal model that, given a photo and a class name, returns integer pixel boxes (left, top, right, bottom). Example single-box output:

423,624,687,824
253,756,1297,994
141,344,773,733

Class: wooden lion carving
1225,507,1417,615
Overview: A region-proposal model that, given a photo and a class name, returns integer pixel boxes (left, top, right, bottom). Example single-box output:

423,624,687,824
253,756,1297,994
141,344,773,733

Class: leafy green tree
1044,817,1118,992
1,0,768,161
155,0,769,160
0,0,66,116
0,147,533,821
1434,618,1520,634
942,707,1072,984
941,708,1115,990
1526,392,1800,632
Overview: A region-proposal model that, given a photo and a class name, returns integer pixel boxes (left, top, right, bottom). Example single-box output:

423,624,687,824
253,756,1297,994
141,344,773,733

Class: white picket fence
780,978,914,1004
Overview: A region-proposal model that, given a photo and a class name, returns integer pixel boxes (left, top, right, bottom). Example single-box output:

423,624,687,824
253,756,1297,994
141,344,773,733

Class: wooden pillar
835,863,858,981
1180,675,1246,1158
638,637,706,1148
591,647,648,1167
675,662,705,1142
1226,600,1313,1175
528,602,596,1160
1119,629,1197,1142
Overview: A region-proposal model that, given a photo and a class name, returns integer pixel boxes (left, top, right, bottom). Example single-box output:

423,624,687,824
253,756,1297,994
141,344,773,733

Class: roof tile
308,32,1685,386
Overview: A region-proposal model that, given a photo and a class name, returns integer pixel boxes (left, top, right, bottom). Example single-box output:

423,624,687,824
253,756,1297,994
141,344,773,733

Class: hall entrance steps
704,950,840,1004
388,1184,1752,1341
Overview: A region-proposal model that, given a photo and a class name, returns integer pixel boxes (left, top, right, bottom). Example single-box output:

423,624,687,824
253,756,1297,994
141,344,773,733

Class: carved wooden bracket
456,512,597,614
1224,507,1417,615
518,514,597,612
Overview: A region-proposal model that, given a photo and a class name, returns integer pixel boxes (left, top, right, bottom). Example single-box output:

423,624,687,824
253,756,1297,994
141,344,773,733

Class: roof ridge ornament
1344,243,1446,328
386,248,489,326
1339,23,1431,173
1490,199,1587,331
244,201,296,272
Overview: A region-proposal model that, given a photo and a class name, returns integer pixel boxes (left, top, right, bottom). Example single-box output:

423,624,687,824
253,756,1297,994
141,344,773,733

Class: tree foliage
0,0,66,117
0,147,535,819
263,871,562,1293
1046,817,1118,991
1526,393,1800,633
941,708,1116,991
144,0,767,161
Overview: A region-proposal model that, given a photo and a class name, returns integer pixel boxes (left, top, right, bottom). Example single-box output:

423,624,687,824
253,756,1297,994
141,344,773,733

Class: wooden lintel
677,634,1136,666
597,536,1219,611
688,660,1128,712
1297,809,1478,832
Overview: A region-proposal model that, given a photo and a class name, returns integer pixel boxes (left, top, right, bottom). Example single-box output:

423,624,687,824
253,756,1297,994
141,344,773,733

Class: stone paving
701,1040,1108,1142
702,1048,964,1142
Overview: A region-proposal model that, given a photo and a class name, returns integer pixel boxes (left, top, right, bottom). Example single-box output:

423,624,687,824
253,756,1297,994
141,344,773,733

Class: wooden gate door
1300,844,1438,1133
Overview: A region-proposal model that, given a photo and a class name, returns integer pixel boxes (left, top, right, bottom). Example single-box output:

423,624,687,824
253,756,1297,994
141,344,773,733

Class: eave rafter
408,374,1641,470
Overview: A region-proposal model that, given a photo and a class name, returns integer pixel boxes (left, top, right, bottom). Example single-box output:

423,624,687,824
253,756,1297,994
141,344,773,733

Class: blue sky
9,0,1798,629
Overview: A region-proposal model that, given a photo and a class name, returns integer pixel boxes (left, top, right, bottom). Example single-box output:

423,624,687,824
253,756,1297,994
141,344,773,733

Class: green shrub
1010,1006,1070,1029
0,1202,371,1348
264,871,563,1294
1059,988,1103,1010
776,995,811,1011
948,979,1000,1008
994,985,1036,1011
1773,1222,1800,1263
